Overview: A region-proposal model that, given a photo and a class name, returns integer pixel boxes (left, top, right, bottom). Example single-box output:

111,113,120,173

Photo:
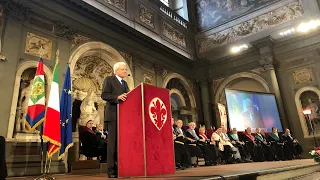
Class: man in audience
282,128,303,159
268,127,287,160
0,136,7,180
95,124,108,161
221,127,242,163
229,128,251,162
172,119,191,170
255,128,276,161
242,127,264,162
211,128,236,164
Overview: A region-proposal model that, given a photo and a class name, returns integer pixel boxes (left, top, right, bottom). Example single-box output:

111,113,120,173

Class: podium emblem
149,97,167,130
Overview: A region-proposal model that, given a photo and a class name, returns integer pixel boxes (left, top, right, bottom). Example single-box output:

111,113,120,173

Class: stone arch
295,86,320,138
170,88,186,107
163,73,197,122
214,72,270,104
7,60,53,138
69,41,134,90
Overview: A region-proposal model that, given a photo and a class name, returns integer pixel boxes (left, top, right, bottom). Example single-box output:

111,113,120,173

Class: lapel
113,75,128,92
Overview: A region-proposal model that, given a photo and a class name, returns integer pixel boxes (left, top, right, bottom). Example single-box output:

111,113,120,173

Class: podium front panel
118,85,145,177
143,84,175,176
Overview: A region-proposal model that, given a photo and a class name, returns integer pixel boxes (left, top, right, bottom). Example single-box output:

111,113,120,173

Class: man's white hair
113,62,127,73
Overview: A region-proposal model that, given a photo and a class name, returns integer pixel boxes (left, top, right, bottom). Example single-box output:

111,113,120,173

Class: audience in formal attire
242,127,264,162
282,128,303,159
172,119,191,170
198,126,219,165
211,128,237,164
268,127,287,160
228,128,251,162
254,128,276,161
80,120,107,162
0,136,7,180
185,122,205,166
95,124,108,159
221,127,242,163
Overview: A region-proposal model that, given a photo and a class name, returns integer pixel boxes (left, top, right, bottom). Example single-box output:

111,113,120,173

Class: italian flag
43,60,61,158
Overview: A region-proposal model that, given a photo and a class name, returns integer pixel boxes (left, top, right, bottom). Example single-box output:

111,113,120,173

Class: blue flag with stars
58,65,73,160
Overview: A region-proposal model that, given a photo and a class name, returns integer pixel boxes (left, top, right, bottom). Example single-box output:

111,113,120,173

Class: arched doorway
163,73,197,124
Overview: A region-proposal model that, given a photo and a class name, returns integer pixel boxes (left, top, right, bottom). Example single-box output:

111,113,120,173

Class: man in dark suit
101,62,129,178
0,136,7,180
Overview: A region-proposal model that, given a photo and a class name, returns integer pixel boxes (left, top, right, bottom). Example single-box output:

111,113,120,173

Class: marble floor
7,159,319,180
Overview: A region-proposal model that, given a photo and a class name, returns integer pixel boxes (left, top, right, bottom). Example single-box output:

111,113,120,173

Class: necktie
121,80,125,88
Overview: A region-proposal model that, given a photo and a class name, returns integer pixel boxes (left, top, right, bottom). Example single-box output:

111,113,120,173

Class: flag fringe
58,142,74,160
47,145,61,159
24,118,45,133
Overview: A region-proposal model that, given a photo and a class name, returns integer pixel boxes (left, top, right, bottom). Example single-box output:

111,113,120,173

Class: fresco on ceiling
197,0,280,30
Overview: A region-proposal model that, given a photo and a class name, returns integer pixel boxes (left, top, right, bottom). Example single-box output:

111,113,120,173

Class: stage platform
7,159,320,180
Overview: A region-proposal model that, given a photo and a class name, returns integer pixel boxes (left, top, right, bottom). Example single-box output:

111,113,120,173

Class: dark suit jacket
101,75,129,122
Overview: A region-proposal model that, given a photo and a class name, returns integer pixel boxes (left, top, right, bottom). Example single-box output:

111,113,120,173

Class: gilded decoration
102,0,126,12
198,1,303,52
143,74,154,85
25,32,52,59
292,68,313,84
162,22,186,48
139,5,154,28
73,56,113,94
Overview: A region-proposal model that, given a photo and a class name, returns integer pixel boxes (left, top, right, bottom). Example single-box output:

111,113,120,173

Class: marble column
260,54,289,128
199,80,212,127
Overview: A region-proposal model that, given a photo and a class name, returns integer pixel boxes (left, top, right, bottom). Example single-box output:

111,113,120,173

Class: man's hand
231,140,236,144
178,133,184,137
200,139,205,142
118,93,127,101
263,141,267,145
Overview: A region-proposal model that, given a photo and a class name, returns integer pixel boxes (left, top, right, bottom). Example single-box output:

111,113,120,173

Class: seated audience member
95,124,108,151
80,120,107,162
172,119,191,169
198,126,219,165
229,128,251,162
282,128,303,159
255,128,276,161
242,127,264,162
268,127,287,160
211,128,237,164
0,136,7,180
185,122,204,166
221,127,242,163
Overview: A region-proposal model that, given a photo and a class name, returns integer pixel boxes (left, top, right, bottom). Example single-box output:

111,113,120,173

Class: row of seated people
172,119,303,170
79,120,108,162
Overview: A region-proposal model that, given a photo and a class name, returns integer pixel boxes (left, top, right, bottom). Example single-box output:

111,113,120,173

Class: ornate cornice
2,1,29,22
252,36,275,49
54,21,78,41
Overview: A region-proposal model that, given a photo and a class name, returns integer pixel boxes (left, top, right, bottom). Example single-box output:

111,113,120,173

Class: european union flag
58,66,73,160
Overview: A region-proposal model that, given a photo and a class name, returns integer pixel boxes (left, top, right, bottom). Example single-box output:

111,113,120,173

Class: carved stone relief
162,22,186,48
143,74,154,85
102,0,126,12
25,32,52,59
54,22,77,41
198,1,303,52
3,1,29,22
250,67,267,79
139,5,154,28
293,68,313,84
71,34,90,48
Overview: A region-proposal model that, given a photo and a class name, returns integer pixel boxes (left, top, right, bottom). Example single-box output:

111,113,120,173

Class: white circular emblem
148,97,167,130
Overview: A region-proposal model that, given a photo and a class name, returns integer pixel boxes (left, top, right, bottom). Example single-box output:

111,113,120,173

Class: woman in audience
198,126,219,165
254,128,276,161
268,127,288,160
211,128,237,164
80,120,107,162
242,127,264,162
282,128,303,159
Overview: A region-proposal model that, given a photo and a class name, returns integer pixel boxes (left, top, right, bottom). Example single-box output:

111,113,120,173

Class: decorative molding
250,67,266,79
101,0,126,12
153,63,163,75
25,32,52,60
143,73,154,85
3,1,29,22
292,68,313,84
213,78,224,93
54,22,77,41
198,0,303,53
139,5,154,28
162,22,186,48
71,34,90,48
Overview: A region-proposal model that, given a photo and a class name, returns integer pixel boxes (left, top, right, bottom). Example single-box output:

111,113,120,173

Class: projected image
225,89,283,132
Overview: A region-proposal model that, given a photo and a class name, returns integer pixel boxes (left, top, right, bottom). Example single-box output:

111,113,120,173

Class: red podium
117,84,175,177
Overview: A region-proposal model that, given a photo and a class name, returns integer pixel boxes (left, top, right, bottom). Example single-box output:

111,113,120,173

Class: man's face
256,128,261,133
87,121,94,128
272,128,277,133
247,127,251,134
176,120,183,128
286,129,290,134
98,124,103,130
189,123,195,130
232,128,237,134
222,128,227,133
216,128,222,133
115,64,127,78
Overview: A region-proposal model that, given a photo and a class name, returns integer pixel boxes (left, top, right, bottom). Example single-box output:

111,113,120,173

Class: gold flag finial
56,49,60,62
39,46,44,58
